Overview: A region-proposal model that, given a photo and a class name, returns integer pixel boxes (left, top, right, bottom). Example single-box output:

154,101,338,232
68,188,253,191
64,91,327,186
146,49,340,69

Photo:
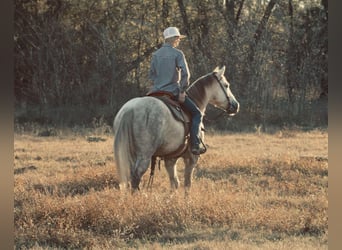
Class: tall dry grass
14,128,328,249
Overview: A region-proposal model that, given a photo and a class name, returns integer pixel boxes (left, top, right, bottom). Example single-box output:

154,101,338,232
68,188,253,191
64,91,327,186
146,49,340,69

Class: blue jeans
175,95,203,147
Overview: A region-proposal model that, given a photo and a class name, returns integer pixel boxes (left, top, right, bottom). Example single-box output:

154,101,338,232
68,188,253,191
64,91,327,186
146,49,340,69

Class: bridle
212,73,231,106
204,73,232,122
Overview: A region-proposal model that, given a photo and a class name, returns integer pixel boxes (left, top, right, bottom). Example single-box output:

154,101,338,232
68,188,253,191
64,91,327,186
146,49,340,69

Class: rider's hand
178,92,186,103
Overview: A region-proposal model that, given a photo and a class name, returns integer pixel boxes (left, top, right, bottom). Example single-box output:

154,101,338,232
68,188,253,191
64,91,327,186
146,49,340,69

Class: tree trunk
176,0,191,39
247,0,277,64
319,0,328,99
240,0,277,98
286,0,296,103
176,0,205,74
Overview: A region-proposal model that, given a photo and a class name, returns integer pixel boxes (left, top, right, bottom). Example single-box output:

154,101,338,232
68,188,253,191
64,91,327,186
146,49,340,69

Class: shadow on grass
14,165,37,175
33,174,120,196
154,228,241,244
194,165,254,182
195,157,328,182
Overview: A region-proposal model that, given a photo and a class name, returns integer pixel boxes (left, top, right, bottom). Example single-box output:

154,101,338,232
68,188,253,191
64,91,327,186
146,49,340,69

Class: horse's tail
113,110,135,190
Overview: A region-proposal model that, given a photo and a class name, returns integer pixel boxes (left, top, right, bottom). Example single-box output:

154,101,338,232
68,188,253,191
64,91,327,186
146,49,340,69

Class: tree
14,0,327,127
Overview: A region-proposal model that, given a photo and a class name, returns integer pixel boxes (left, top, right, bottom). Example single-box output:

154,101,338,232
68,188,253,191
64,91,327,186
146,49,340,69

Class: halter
203,73,232,122
212,72,231,111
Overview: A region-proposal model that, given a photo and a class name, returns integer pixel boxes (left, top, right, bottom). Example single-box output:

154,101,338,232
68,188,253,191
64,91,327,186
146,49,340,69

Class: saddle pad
147,93,191,124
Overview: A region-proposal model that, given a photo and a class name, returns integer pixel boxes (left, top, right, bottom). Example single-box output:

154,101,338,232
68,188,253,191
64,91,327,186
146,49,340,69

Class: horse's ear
213,66,219,72
216,66,226,77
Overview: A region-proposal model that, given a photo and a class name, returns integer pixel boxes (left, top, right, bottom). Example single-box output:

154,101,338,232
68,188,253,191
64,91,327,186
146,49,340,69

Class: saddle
147,91,191,158
147,91,191,124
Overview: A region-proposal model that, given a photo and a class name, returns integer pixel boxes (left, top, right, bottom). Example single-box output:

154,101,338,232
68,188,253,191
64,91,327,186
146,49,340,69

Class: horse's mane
186,72,215,107
187,72,213,89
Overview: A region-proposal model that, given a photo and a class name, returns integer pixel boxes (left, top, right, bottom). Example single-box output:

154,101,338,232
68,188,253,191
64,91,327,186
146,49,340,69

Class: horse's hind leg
131,158,151,190
164,158,180,189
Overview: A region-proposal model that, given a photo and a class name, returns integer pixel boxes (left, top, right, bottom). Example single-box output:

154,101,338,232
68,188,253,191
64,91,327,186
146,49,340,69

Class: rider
149,27,206,155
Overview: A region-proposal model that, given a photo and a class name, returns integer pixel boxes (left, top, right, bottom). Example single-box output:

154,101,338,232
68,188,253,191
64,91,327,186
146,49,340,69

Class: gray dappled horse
113,66,239,192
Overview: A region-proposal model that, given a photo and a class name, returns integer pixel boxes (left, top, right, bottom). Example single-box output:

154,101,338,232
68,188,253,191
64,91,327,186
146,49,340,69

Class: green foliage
14,0,327,128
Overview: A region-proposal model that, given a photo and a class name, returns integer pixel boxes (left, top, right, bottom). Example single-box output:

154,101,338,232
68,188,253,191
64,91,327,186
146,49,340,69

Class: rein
203,107,226,122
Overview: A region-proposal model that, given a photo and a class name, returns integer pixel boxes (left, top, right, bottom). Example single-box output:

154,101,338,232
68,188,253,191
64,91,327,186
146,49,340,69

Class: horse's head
210,66,240,116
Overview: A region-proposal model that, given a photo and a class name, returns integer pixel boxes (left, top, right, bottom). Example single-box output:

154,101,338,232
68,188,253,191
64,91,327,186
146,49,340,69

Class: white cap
163,27,186,39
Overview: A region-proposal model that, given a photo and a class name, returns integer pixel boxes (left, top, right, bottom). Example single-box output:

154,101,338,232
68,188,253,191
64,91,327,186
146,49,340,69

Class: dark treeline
14,0,328,131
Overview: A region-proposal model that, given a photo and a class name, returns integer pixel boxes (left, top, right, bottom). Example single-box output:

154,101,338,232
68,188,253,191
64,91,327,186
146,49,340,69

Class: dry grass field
14,127,328,249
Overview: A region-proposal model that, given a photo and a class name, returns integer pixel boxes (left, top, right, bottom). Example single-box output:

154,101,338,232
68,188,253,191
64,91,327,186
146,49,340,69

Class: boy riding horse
148,27,206,155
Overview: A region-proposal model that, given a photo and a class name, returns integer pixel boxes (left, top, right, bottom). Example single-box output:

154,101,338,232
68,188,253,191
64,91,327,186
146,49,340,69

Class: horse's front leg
183,150,199,192
164,158,179,189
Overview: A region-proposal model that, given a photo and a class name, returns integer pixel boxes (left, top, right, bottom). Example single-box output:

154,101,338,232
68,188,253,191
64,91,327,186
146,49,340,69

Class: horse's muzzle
227,101,239,116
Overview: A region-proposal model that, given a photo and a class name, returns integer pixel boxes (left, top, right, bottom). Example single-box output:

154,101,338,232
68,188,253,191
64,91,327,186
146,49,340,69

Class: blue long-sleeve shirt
149,43,190,96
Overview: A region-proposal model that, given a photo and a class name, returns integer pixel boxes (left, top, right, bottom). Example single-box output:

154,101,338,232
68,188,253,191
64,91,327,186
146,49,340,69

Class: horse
113,66,239,192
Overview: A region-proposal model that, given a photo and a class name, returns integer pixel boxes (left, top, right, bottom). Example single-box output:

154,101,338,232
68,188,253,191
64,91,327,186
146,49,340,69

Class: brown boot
191,144,206,155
